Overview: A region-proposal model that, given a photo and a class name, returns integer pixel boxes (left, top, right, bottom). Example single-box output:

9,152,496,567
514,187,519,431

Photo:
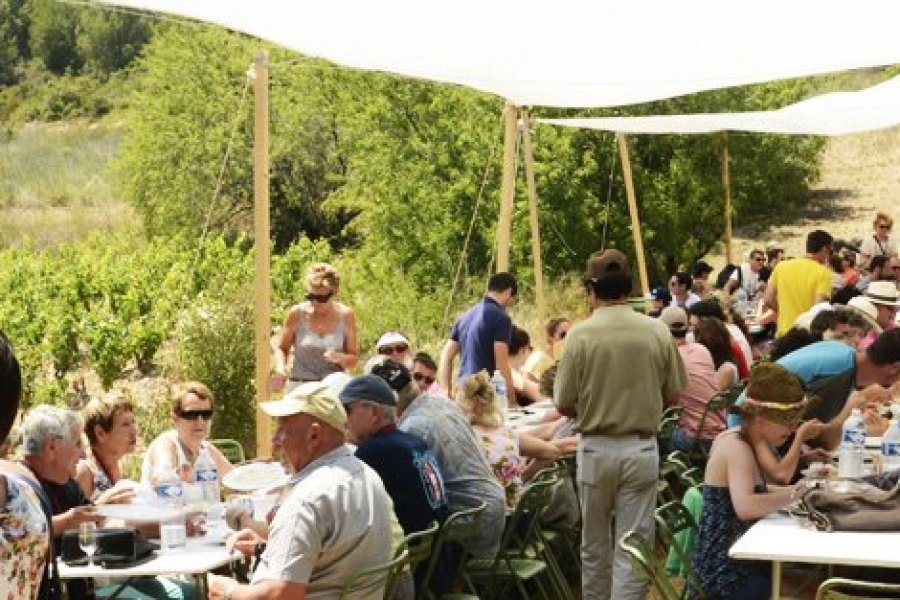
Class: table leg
771,560,782,600
196,573,209,599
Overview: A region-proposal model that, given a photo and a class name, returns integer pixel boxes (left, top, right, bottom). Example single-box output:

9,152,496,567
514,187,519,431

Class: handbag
61,527,158,568
799,480,900,532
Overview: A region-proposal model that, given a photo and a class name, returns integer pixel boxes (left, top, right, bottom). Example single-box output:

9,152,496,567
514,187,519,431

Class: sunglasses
878,224,892,230
306,292,333,303
178,409,214,421
412,372,436,385
379,344,409,355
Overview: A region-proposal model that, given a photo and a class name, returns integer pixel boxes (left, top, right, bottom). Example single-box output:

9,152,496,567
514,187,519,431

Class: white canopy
537,75,900,135
94,0,900,108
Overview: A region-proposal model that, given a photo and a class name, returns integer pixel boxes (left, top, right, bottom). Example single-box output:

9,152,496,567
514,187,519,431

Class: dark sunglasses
178,409,214,421
878,224,892,230
379,344,409,355
412,372,435,385
306,292,334,303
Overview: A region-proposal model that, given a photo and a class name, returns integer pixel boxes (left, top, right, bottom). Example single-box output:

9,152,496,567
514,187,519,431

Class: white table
59,536,239,599
729,513,900,599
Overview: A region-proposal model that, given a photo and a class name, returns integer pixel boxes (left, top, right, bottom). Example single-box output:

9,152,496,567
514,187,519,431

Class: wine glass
79,521,98,568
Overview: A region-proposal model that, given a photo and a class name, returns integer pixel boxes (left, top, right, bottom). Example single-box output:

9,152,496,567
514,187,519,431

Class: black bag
61,527,157,568
715,263,741,290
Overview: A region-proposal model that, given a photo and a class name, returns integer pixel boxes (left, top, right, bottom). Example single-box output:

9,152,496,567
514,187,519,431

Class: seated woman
456,372,559,509
692,316,740,391
75,395,139,503
522,316,570,380
691,363,810,600
507,325,545,406
141,382,233,486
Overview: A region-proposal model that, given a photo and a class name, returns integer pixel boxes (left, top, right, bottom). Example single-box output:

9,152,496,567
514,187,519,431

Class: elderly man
555,249,686,600
372,359,506,560
209,383,393,600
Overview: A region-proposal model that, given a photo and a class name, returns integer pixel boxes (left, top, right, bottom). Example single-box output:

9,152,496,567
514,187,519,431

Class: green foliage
76,9,150,77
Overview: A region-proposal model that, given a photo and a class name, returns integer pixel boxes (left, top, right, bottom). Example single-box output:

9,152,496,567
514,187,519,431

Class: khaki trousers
578,434,658,600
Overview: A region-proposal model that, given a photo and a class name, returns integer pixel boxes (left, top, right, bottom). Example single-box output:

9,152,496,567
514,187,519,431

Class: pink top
474,425,524,510
676,342,725,440
860,320,896,350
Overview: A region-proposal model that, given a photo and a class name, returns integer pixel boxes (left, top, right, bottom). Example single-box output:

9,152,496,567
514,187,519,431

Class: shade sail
537,75,900,135
93,0,900,108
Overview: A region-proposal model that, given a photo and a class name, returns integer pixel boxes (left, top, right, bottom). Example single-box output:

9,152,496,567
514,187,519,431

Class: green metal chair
618,530,681,600
339,548,410,599
679,466,703,490
211,438,246,464
816,577,900,599
396,521,439,597
654,501,705,600
464,479,559,600
417,502,487,600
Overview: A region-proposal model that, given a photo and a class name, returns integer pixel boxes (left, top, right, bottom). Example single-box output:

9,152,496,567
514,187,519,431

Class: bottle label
195,467,218,483
842,429,865,446
154,482,184,500
883,441,900,457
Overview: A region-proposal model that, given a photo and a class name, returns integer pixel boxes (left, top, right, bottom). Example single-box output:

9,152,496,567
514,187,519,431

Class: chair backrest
417,502,487,600
658,414,681,440
211,438,246,464
340,548,410,600
680,466,703,489
816,577,900,599
654,500,705,597
618,530,681,600
665,450,692,475
496,477,559,562
398,521,440,572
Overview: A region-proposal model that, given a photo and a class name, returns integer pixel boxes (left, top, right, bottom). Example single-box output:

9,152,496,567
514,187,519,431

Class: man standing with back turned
555,249,686,600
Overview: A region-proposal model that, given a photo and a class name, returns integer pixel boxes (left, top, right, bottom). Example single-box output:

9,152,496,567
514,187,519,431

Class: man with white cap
208,383,393,600
374,332,412,366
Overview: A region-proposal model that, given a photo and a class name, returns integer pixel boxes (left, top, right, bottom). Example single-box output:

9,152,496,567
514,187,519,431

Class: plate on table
222,461,288,493
96,503,184,523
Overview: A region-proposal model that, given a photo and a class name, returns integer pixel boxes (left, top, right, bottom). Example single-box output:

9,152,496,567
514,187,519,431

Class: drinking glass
79,521,98,567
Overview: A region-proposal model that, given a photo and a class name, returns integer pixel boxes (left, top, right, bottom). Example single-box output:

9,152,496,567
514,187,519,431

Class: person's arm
207,442,236,475
493,342,517,407
438,340,460,397
763,273,779,313
754,419,824,485
517,432,560,461
714,363,737,392
817,390,871,450
274,307,300,389
724,273,739,295
325,307,358,369
726,437,795,521
553,347,579,419
208,575,306,600
74,460,95,499
53,505,102,533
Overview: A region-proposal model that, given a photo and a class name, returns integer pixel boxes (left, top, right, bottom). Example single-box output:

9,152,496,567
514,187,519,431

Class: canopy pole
615,133,650,297
497,102,518,272
520,109,545,321
252,52,272,458
722,133,733,265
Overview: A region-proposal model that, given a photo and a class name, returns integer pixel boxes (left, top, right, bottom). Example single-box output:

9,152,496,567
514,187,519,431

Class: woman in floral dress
456,371,559,509
0,330,50,600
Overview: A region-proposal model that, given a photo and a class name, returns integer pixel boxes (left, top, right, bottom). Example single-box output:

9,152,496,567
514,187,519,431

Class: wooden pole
722,133,733,265
520,110,545,321
615,133,650,297
252,52,272,459
496,102,518,272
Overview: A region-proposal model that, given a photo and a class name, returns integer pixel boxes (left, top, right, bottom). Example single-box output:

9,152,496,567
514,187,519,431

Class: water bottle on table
492,369,508,416
838,408,866,478
153,465,186,551
882,410,900,473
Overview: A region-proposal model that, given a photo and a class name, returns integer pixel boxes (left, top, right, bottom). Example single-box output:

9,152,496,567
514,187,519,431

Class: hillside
712,124,900,264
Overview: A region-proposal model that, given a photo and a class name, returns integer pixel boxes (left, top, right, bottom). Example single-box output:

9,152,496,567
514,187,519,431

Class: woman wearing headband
690,363,815,600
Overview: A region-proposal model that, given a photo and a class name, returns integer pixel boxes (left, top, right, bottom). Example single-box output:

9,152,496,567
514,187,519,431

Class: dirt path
710,124,900,264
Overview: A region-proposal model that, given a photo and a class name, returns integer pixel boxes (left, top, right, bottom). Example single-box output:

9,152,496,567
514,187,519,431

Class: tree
28,0,81,74
77,8,151,77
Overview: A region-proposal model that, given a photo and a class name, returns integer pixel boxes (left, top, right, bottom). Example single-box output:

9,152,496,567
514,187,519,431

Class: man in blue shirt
438,272,518,404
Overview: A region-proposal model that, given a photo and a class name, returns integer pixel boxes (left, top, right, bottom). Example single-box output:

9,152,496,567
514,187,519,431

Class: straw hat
729,363,815,427
865,281,900,307
846,296,883,332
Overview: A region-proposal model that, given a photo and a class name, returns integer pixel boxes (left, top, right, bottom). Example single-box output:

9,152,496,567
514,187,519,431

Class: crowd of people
3,209,900,600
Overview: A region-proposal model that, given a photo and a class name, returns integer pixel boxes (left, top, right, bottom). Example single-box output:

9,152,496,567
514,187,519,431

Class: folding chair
340,548,410,599
417,502,487,600
396,521,439,597
816,577,900,599
654,501,706,599
210,438,246,464
618,530,681,600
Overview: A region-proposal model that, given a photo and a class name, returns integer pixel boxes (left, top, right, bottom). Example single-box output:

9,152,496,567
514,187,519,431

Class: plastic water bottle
734,287,748,316
492,369,508,415
882,409,900,472
838,408,866,478
153,465,186,551
193,445,221,508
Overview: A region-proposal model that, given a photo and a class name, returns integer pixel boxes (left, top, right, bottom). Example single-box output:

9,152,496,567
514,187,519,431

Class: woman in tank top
75,395,138,503
691,363,813,600
273,262,358,391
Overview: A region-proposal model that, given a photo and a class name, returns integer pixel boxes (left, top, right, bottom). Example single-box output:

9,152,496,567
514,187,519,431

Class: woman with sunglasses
859,211,897,269
141,382,233,485
273,262,358,393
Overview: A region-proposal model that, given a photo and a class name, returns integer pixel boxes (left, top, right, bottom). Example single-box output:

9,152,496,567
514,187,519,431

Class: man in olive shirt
555,249,686,600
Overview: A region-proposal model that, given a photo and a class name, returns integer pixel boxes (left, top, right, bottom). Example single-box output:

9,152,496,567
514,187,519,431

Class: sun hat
729,363,816,427
846,296,883,332
375,331,410,352
865,281,900,307
659,306,688,333
339,374,397,407
260,381,347,432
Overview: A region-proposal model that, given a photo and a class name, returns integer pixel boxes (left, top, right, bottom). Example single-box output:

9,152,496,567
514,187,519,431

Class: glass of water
79,521,98,567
